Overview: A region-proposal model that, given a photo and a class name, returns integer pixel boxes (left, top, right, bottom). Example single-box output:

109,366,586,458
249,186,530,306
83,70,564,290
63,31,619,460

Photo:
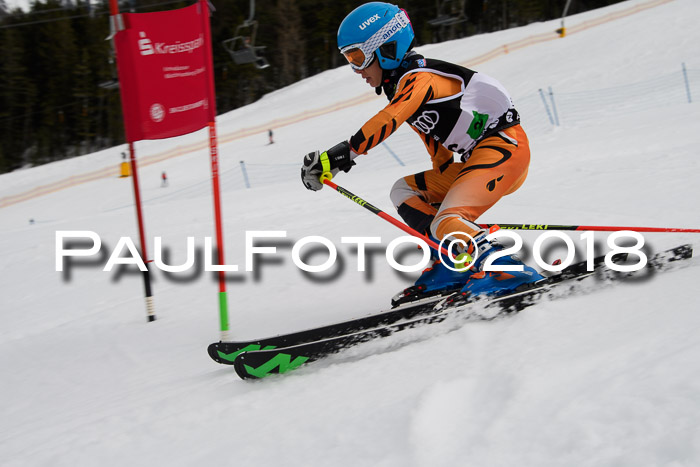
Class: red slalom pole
322,178,449,256
483,224,700,233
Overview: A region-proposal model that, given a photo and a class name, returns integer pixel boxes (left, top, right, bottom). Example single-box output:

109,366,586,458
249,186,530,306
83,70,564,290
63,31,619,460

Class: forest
0,0,623,173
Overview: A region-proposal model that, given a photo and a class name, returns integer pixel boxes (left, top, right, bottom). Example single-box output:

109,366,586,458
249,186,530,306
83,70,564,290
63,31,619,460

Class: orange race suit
348,54,530,245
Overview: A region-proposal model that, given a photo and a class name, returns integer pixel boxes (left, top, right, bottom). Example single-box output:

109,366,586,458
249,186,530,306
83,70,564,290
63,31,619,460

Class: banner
114,2,214,141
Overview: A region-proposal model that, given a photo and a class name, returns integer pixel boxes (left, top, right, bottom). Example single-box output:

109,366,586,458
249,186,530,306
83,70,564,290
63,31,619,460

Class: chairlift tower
222,0,270,69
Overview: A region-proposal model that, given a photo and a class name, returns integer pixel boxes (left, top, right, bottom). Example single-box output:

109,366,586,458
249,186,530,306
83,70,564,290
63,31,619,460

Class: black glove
300,141,356,191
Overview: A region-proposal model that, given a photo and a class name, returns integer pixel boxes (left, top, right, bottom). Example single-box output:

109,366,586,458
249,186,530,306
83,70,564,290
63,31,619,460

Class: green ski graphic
217,344,276,362
243,353,310,378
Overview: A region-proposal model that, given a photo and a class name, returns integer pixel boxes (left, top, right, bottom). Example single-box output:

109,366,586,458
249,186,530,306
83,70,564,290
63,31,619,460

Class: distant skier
268,129,274,145
161,171,168,187
300,2,543,303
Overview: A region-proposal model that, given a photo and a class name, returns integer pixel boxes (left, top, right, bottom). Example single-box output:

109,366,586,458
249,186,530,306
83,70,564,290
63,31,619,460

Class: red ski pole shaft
482,224,700,233
322,178,449,256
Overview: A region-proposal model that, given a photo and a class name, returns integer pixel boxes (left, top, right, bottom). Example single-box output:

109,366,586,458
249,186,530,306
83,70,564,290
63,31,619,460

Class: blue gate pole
239,161,251,189
682,62,692,104
539,88,555,126
382,142,405,166
548,86,560,126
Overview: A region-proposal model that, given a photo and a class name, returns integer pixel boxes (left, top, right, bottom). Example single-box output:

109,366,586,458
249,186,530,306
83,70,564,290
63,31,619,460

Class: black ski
231,244,692,379
207,292,452,364
208,248,621,365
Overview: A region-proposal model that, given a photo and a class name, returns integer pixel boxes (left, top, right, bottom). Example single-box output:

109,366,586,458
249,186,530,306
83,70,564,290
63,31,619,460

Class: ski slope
1,0,700,465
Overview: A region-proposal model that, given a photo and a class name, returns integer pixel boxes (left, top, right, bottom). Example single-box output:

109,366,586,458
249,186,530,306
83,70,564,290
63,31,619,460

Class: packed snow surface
1,0,699,465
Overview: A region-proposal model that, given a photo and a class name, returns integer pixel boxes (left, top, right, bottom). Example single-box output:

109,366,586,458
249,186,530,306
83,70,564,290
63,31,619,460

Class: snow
2,0,700,465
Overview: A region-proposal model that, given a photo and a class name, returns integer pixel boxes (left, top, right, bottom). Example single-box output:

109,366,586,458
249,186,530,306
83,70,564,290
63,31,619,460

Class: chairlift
99,79,120,90
427,0,467,27
99,56,120,90
222,0,270,69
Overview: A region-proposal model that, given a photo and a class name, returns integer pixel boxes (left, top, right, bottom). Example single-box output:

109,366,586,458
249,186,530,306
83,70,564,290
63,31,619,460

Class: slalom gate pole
483,224,700,233
200,0,230,342
321,178,449,256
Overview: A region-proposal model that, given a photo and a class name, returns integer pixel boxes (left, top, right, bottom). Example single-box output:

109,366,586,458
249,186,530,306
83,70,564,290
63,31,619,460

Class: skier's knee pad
390,177,418,208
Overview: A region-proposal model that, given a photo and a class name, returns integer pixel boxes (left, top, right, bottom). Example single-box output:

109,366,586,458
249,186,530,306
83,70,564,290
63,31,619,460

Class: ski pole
482,224,700,233
321,177,449,256
321,177,699,253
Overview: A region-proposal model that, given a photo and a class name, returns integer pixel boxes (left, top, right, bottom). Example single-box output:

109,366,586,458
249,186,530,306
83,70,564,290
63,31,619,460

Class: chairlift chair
427,0,467,27
222,0,270,69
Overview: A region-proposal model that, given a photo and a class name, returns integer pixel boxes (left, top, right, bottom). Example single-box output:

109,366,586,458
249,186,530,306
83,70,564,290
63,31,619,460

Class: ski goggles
340,10,411,70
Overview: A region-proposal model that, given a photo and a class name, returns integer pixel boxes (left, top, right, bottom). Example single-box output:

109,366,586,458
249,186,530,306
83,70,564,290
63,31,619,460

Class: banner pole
128,141,156,322
110,0,155,322
200,0,230,341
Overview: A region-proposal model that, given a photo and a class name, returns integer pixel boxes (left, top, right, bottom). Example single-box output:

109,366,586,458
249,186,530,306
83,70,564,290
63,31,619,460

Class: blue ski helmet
337,2,415,71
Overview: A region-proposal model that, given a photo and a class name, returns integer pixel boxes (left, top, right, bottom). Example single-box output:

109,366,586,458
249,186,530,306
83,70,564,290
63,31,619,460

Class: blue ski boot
457,229,544,298
391,235,474,307
391,229,544,308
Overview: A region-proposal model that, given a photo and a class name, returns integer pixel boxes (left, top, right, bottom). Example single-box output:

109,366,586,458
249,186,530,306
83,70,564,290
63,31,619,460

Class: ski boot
391,235,475,308
451,229,545,303
392,228,544,308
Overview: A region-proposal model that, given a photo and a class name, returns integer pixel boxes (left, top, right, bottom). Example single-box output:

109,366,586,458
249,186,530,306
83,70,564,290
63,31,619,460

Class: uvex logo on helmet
359,14,381,30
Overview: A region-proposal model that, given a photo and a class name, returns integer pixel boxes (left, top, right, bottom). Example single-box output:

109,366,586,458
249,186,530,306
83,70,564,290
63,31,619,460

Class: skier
300,2,543,303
